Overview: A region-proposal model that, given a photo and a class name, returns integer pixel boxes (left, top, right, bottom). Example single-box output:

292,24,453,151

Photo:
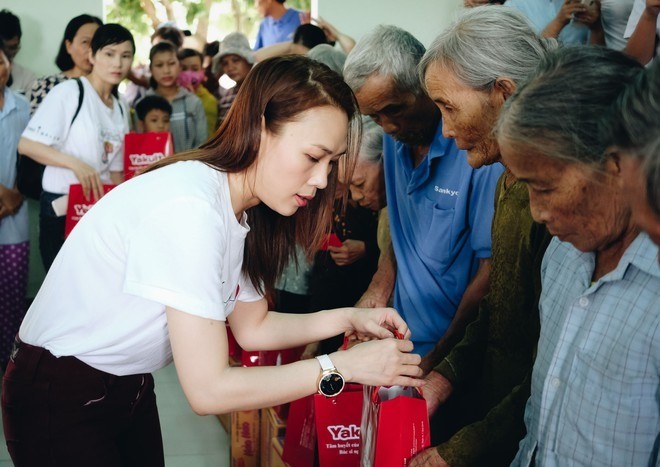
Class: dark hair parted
135,95,173,121
144,55,361,295
55,14,103,72
151,26,184,49
497,46,643,166
0,9,21,40
178,47,203,63
91,23,135,56
293,24,327,50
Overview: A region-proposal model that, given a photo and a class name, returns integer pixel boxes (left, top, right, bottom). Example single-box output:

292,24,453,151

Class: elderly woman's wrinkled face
619,153,660,248
425,62,503,169
500,139,632,253
348,160,385,211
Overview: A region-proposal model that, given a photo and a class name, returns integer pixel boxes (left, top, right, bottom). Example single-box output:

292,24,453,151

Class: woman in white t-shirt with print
2,55,423,466
18,24,132,271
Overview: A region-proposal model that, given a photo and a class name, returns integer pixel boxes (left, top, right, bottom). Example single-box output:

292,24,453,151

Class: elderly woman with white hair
497,47,658,466
606,60,660,248
409,6,555,466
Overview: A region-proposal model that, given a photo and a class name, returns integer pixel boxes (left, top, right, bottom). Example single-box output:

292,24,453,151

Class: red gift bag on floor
123,131,173,180
64,183,115,237
361,385,430,467
283,384,363,467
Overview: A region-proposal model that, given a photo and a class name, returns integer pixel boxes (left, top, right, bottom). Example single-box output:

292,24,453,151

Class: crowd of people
0,0,658,465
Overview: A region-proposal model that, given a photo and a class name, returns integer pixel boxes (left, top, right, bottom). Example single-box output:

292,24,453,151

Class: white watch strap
316,354,335,372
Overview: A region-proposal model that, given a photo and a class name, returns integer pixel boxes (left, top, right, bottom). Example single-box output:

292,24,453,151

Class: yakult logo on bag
128,152,166,166
73,203,94,217
327,424,360,441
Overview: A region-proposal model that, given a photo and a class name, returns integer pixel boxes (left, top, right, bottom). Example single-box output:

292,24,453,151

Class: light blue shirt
0,87,30,245
505,0,590,45
254,8,302,50
513,234,660,466
383,122,503,356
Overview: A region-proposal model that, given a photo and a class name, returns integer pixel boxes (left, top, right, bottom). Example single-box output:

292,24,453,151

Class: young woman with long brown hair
3,55,422,466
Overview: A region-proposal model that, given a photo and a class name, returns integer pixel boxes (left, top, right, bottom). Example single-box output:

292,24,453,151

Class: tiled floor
0,363,231,466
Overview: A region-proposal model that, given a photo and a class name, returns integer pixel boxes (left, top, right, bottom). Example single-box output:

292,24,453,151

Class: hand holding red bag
360,331,430,467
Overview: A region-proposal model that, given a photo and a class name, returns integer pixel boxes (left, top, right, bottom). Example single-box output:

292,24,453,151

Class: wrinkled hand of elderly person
328,239,366,266
423,370,454,417
645,0,660,16
574,0,602,27
555,0,588,24
409,447,450,467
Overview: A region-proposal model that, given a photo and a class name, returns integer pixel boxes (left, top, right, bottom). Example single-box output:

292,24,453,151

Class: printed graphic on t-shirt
100,127,123,165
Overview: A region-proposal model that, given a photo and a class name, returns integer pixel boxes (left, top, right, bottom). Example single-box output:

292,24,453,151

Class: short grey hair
606,61,660,215
344,25,426,95
496,46,643,166
358,117,384,164
307,44,347,77
419,6,557,91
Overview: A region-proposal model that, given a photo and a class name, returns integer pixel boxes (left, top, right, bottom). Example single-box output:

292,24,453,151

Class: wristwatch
315,354,345,397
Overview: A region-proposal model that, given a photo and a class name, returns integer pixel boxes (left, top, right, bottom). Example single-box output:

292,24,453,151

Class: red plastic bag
283,384,363,467
360,385,430,466
123,131,173,180
64,183,115,237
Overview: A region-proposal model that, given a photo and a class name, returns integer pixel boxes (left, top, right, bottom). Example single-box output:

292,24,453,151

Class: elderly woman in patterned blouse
497,46,659,466
28,14,102,115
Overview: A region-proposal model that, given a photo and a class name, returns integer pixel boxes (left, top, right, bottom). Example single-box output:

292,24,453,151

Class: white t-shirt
625,0,660,60
21,77,129,194
601,0,635,50
20,161,262,375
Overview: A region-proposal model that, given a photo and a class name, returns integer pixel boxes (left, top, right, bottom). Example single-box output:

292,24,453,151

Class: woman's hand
328,239,366,266
346,307,411,341
69,158,103,201
555,0,588,25
331,338,423,387
0,185,24,219
574,0,602,28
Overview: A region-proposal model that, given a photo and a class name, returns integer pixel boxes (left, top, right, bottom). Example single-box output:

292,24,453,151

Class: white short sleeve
22,80,78,147
123,196,229,320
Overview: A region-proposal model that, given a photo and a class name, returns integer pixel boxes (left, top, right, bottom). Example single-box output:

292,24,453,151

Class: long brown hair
144,55,361,295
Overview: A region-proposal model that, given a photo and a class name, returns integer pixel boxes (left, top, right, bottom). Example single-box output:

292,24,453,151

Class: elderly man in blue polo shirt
253,0,303,50
344,25,503,357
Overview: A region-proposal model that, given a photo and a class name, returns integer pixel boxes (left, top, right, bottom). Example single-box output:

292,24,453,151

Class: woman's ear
493,77,517,103
88,48,95,67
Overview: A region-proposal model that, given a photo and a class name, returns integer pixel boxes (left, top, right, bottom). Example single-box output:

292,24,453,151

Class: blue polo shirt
384,122,503,356
505,0,590,45
254,8,302,50
0,87,30,245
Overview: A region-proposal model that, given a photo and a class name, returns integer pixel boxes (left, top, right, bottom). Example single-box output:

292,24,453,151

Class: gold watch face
319,372,345,396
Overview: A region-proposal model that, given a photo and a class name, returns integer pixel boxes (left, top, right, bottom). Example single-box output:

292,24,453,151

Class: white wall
316,0,464,47
3,0,104,78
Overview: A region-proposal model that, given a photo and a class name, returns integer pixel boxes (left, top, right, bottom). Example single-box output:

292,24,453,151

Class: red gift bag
123,131,173,180
361,385,430,467
283,384,363,467
64,183,115,237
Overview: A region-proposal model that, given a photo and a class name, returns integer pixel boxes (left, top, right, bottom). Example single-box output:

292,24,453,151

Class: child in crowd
136,41,207,153
178,48,218,137
213,32,254,124
0,40,30,370
135,94,172,133
202,40,220,96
